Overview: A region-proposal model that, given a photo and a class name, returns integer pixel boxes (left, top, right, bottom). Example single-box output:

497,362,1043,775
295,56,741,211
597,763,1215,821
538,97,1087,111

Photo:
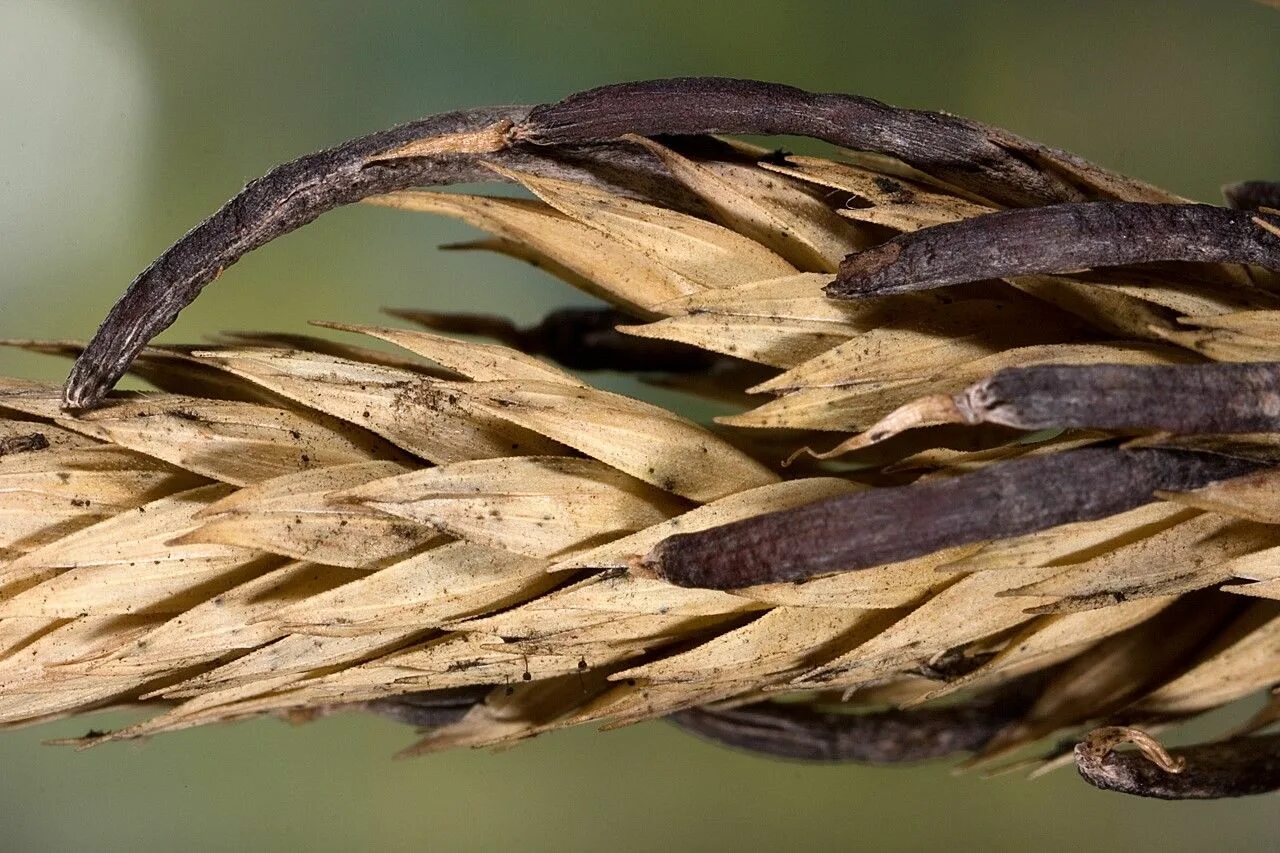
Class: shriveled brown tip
805,393,969,460
0,432,50,457
1076,727,1280,799
826,243,903,297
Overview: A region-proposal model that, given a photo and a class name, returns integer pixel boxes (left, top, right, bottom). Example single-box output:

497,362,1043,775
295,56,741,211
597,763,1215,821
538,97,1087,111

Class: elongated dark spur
667,677,1042,763
943,362,1280,435
363,686,492,729
1075,727,1280,800
827,202,1280,299
61,105,529,410
1224,180,1280,211
62,76,1170,410
518,78,1171,207
647,447,1259,589
386,306,729,373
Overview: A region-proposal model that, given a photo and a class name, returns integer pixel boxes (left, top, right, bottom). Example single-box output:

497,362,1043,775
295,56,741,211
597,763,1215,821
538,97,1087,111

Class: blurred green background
1,1,1279,850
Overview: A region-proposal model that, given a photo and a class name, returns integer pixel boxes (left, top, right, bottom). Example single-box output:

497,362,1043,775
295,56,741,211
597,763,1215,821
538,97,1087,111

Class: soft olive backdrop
1,2,1278,850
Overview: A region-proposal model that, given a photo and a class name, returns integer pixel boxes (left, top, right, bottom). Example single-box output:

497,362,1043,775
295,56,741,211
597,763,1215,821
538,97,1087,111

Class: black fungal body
364,686,492,728
828,203,1280,298
64,105,531,409
1224,180,1280,211
1076,731,1280,800
521,77,1129,207
649,448,1260,589
960,362,1280,434
64,76,1173,409
387,307,729,373
667,682,1038,764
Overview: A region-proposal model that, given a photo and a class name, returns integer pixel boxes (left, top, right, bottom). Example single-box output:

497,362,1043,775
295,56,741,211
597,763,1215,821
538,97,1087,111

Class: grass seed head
4,77,1280,799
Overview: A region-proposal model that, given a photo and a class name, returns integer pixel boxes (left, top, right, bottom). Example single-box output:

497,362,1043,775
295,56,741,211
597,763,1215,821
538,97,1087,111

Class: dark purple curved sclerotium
647,447,1260,590
520,77,1151,208
1076,730,1280,800
1223,180,1280,211
667,680,1040,764
827,202,1280,299
64,77,1159,410
956,362,1280,435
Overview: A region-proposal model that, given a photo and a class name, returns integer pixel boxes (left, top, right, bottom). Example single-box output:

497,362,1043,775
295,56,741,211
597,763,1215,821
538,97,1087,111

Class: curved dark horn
64,76,1159,410
667,694,1027,764
827,202,1280,299
647,447,1258,589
